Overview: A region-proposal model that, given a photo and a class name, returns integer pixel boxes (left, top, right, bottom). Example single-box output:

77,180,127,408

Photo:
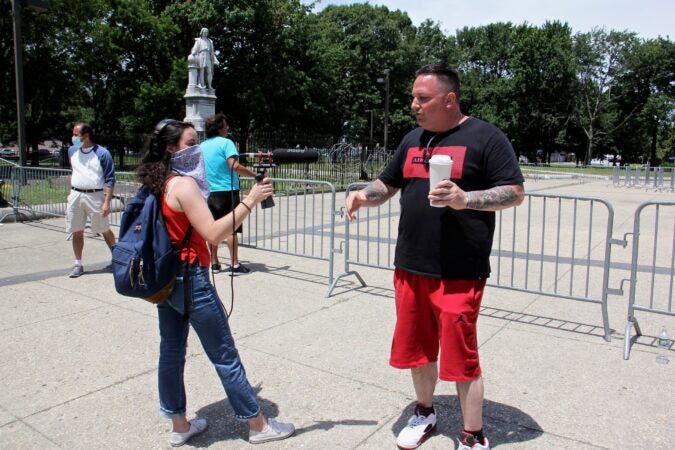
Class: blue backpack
111,184,191,304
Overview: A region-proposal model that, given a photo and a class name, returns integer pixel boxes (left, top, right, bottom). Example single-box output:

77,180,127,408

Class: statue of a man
190,27,218,90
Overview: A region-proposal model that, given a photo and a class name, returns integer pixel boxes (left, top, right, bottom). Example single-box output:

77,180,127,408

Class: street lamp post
11,0,48,167
366,109,375,151
11,0,27,166
377,68,390,151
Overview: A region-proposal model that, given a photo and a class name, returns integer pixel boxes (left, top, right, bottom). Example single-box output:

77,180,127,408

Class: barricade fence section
624,201,675,359
3,166,675,359
238,178,338,290
0,165,72,222
330,184,617,341
612,165,674,191
491,193,616,340
0,165,138,225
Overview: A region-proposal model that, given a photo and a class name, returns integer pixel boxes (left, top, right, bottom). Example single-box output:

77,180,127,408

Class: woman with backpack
138,119,295,447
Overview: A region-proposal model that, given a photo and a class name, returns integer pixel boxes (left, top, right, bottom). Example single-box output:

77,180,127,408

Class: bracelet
240,202,252,213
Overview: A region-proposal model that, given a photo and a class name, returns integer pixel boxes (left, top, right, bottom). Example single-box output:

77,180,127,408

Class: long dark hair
137,120,195,195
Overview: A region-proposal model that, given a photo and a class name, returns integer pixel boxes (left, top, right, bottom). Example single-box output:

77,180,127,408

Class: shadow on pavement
393,395,543,448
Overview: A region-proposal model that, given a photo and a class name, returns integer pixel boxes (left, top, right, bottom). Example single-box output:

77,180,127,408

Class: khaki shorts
65,190,110,234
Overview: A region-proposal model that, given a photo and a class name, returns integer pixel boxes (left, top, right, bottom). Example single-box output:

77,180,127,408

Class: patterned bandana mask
170,144,210,198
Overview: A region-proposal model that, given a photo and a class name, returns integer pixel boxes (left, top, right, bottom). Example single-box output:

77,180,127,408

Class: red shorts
390,268,487,381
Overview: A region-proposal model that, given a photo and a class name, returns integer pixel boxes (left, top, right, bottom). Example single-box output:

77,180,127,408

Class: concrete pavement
0,178,673,449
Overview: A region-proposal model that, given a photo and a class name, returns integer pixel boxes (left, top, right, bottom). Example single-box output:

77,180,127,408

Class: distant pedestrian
346,64,525,450
65,123,116,278
201,113,257,275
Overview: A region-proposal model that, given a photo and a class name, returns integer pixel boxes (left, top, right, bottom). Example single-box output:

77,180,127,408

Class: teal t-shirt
201,136,239,191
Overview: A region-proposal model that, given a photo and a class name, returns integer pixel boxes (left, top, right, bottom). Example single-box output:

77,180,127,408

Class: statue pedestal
184,86,216,133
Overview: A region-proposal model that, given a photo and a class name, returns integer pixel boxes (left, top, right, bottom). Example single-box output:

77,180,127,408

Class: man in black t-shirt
346,64,524,450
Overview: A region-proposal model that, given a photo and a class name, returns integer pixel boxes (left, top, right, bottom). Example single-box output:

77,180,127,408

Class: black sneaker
211,263,222,273
228,263,251,276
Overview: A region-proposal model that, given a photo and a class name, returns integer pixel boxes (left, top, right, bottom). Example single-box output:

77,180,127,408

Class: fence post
624,165,631,187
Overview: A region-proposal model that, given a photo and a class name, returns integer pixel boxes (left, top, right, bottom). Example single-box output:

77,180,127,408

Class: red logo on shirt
403,146,466,179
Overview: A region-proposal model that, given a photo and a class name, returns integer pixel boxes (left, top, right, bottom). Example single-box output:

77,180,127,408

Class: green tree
307,4,448,148
572,29,640,165
0,0,181,159
510,22,577,160
455,23,519,144
612,37,675,164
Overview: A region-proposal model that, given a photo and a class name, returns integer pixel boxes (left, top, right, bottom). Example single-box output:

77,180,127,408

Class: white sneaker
249,418,295,444
69,264,84,278
169,418,207,447
396,407,437,449
457,432,490,450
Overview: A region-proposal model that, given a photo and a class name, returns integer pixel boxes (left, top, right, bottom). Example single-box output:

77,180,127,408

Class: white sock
75,259,82,266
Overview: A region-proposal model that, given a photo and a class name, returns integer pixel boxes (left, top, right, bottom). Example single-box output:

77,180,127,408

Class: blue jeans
157,263,260,420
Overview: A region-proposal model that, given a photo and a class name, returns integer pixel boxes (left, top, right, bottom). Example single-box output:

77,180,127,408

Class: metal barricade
239,178,339,294
612,166,621,186
624,166,633,187
623,201,675,359
330,184,618,341
491,193,617,341
0,165,68,222
0,166,136,225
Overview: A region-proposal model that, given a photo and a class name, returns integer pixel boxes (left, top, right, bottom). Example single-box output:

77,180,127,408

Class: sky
304,0,673,40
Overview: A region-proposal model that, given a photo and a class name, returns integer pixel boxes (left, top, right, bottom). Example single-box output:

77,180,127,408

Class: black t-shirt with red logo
379,117,524,279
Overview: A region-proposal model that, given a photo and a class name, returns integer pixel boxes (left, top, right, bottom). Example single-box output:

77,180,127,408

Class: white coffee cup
428,154,453,207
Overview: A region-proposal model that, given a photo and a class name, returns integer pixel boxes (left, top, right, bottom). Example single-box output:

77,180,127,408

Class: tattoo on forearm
362,180,390,202
466,186,518,210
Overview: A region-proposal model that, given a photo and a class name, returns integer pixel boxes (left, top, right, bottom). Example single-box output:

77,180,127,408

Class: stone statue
190,27,218,90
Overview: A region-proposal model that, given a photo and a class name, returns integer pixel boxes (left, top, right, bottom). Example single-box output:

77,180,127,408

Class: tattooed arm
429,181,525,211
345,179,399,221
465,184,525,211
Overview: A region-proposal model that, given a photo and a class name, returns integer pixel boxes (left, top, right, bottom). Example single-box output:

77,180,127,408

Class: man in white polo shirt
66,123,116,278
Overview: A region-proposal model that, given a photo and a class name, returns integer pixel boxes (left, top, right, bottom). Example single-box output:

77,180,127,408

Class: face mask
72,136,83,148
170,144,210,198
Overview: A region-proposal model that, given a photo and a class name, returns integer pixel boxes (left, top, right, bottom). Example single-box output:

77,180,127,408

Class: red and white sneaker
457,431,490,450
396,406,437,449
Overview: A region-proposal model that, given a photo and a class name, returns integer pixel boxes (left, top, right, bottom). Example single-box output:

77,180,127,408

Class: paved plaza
0,177,673,449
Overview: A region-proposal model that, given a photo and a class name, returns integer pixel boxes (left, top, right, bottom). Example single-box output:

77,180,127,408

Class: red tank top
161,180,210,267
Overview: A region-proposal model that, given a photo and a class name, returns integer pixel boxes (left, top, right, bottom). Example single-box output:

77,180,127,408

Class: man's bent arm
345,179,398,221
465,183,524,211
361,179,399,206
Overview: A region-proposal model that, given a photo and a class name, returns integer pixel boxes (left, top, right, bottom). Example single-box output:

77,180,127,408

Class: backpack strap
161,174,195,321
181,225,192,322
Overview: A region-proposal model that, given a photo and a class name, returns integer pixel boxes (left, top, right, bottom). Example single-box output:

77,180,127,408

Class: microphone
240,149,319,209
240,148,320,165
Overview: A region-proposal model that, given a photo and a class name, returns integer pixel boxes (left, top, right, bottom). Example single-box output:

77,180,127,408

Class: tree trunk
584,127,594,166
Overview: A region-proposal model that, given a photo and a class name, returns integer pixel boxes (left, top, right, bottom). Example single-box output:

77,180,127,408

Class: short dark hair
205,113,227,139
75,122,94,140
415,63,461,99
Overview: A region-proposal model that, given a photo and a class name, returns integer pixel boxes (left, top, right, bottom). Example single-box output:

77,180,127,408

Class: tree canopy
1,0,673,164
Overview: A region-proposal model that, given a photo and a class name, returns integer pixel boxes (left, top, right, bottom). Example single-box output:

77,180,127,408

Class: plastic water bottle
656,327,670,364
